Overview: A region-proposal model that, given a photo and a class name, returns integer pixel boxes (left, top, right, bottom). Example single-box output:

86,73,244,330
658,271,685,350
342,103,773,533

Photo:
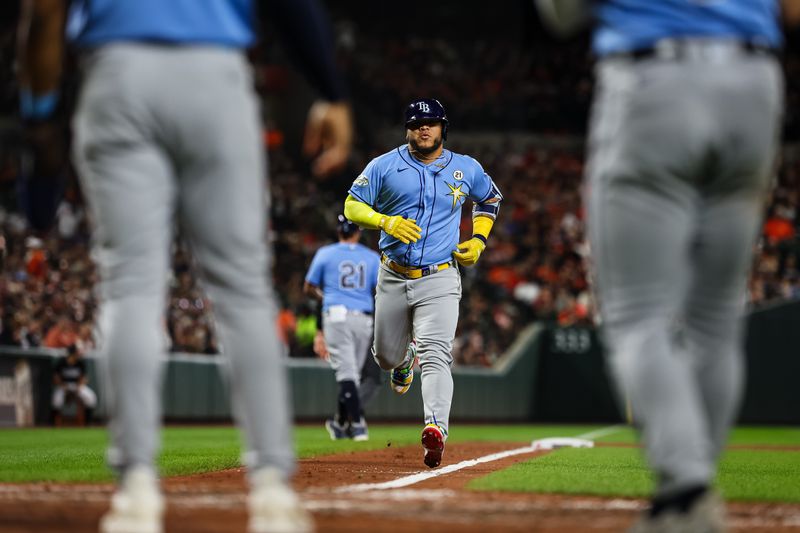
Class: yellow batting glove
380,215,422,244
453,237,486,267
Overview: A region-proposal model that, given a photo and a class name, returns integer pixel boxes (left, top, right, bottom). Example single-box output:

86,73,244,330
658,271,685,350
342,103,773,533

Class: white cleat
99,466,164,533
248,467,313,533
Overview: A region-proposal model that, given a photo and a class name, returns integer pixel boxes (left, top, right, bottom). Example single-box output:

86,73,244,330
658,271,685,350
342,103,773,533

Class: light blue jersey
67,0,255,48
305,242,380,313
348,145,502,267
593,0,781,56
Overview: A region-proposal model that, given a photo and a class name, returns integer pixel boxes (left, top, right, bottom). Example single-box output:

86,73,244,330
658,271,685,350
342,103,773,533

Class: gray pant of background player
372,264,461,434
72,44,295,479
586,45,783,499
323,311,373,384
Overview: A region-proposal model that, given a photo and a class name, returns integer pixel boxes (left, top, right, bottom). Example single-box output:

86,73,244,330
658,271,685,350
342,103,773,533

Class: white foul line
337,425,625,494
336,445,538,493
576,424,626,441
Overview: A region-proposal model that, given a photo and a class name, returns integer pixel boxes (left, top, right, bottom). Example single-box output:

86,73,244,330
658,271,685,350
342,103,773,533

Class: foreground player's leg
73,49,176,533
390,339,417,395
372,267,413,392
410,268,460,467
174,49,307,532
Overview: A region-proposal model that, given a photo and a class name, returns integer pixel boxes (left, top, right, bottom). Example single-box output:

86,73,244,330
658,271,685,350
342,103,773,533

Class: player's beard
408,134,443,156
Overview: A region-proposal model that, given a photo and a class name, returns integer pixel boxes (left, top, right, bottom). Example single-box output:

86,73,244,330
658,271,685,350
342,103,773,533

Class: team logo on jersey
446,182,467,210
453,170,463,180
353,175,369,187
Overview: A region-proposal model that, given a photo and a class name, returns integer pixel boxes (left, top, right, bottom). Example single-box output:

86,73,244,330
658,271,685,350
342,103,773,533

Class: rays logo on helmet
353,175,369,187
453,170,463,180
418,102,430,113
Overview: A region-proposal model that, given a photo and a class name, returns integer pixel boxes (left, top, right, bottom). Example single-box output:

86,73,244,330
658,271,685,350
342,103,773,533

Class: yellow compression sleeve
344,194,385,230
472,215,495,241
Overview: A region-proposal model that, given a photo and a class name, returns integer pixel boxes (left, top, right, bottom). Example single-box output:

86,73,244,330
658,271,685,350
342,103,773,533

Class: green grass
0,425,426,483
2,424,798,504
468,428,800,502
470,447,654,498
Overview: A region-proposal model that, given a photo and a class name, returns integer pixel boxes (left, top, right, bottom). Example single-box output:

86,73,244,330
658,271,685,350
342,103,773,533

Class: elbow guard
473,182,503,220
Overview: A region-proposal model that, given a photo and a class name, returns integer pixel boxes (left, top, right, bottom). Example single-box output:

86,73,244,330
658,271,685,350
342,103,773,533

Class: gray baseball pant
372,264,461,435
72,44,295,480
323,311,373,384
586,46,783,499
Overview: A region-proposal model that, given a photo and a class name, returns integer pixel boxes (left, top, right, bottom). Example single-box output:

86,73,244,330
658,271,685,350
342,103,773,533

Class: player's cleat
628,489,727,533
421,423,446,469
350,418,369,442
100,466,164,533
248,467,313,533
390,340,417,395
324,418,350,441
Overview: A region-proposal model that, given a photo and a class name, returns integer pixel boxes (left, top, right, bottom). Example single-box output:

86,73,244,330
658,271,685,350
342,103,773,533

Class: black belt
611,40,778,62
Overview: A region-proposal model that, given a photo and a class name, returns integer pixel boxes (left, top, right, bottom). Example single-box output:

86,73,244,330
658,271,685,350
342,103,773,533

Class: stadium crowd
1,7,799,366
2,136,798,365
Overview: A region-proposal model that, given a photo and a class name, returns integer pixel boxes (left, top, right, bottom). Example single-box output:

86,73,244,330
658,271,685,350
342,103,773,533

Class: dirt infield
1,441,799,533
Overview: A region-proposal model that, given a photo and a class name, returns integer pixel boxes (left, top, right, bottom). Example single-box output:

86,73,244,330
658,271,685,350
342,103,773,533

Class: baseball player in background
304,214,380,441
344,98,503,468
51,343,97,426
537,0,798,531
18,0,353,532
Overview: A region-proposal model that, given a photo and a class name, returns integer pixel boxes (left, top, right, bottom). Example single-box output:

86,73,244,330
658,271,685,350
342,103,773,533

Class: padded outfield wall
1,301,798,426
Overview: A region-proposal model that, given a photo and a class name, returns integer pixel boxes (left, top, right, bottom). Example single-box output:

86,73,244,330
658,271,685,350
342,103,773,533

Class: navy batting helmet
404,98,448,140
337,214,359,237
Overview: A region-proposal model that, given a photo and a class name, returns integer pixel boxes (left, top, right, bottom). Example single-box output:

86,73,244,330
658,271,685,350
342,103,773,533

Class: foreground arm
266,0,353,176
784,0,800,25
16,0,68,231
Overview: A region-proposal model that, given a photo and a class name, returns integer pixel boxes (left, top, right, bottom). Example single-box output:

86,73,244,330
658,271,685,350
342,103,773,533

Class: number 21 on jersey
339,260,366,289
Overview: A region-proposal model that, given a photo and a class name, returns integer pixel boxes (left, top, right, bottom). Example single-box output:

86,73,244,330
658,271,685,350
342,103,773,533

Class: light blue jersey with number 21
305,243,380,313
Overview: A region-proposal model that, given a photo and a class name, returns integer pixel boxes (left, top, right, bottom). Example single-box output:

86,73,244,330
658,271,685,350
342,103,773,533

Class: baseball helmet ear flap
337,214,359,237
404,98,448,140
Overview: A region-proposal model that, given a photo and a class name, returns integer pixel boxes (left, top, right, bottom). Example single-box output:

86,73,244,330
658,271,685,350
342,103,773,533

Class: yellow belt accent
381,254,453,280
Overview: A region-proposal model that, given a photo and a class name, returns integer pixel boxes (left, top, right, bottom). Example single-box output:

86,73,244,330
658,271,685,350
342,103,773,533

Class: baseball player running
304,214,380,441
18,0,352,532
344,98,503,468
537,0,796,531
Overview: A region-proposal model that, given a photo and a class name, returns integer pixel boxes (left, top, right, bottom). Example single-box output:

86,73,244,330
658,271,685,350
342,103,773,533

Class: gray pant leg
689,56,782,463
373,266,412,370
588,181,712,494
588,55,782,498
352,315,374,385
72,46,178,471
686,199,761,463
410,267,461,435
324,314,373,383
168,50,294,477
358,351,383,409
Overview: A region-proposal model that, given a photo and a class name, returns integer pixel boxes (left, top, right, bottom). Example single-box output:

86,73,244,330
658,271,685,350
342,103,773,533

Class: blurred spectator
43,316,78,349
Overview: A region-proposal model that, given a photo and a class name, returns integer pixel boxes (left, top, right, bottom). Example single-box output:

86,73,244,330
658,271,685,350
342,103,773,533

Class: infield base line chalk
337,424,624,493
